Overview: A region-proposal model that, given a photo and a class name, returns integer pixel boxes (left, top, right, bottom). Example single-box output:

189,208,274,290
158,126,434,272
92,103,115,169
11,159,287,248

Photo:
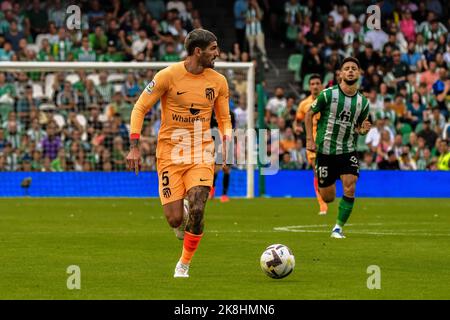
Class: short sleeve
310,90,327,113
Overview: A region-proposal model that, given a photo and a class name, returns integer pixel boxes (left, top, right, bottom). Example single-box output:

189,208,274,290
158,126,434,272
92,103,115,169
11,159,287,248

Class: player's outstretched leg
220,166,230,202
209,168,219,199
174,186,209,278
162,200,187,240
173,199,189,240
331,174,357,239
313,176,327,215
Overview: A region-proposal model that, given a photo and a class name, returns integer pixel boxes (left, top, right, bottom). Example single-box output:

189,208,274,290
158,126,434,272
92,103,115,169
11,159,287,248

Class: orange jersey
296,94,320,141
130,62,232,162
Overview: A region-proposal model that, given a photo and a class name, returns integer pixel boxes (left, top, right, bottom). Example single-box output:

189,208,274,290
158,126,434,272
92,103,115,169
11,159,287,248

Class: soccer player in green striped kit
305,57,372,238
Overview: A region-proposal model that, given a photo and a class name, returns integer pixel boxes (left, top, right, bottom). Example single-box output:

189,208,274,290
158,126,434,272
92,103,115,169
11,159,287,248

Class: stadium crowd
239,0,450,171
0,0,449,172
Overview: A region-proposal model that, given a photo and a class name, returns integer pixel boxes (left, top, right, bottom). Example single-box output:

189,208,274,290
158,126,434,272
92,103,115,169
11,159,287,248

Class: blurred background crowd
0,0,448,172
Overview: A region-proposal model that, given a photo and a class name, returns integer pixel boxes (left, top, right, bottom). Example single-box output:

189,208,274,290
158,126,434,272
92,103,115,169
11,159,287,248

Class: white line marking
272,222,450,237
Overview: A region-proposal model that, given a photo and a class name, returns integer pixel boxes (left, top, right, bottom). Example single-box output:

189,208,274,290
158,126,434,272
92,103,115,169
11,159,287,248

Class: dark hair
309,73,322,83
340,57,360,69
184,29,217,56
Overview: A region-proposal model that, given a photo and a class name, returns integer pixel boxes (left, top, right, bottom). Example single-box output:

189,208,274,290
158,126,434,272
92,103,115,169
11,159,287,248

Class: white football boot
173,260,190,278
330,225,346,239
174,199,189,240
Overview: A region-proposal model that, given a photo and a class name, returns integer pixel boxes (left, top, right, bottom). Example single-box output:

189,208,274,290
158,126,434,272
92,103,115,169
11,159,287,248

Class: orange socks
314,177,328,211
180,231,203,265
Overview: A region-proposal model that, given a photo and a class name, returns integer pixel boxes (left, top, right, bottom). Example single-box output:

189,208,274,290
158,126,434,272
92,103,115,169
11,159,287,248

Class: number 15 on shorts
318,166,328,178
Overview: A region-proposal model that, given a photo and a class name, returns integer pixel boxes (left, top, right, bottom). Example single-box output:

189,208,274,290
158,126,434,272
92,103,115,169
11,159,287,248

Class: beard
344,78,358,85
200,55,214,68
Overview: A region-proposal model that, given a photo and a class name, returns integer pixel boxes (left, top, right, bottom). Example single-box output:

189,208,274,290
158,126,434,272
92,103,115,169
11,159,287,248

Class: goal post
0,61,256,198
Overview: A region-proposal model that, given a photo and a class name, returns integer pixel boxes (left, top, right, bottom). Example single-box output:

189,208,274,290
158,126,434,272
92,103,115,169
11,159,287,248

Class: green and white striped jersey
311,85,370,155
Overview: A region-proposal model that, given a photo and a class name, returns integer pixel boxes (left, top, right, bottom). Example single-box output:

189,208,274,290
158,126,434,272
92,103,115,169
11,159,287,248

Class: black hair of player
340,57,361,70
185,29,218,56
309,73,322,83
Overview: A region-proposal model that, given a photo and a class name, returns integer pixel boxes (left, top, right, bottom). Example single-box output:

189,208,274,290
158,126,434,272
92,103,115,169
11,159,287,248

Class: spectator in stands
357,43,380,71
429,106,446,136
305,20,324,48
399,147,418,170
121,73,140,104
234,0,248,52
405,92,427,130
37,38,55,61
378,150,400,170
47,0,66,28
95,72,114,104
73,36,97,62
280,127,296,154
78,79,99,111
233,95,247,129
375,130,393,164
5,20,24,52
145,0,165,21
160,42,180,62
167,0,187,16
280,152,301,169
132,29,151,59
401,41,422,72
86,104,103,141
0,41,14,61
25,0,48,40
360,151,377,170
420,60,440,90
56,81,77,115
87,0,106,29
366,118,394,155
265,87,287,118
5,120,20,149
41,122,61,160
89,25,108,55
390,49,410,88
16,85,39,125
289,139,308,169
364,24,389,52
399,9,417,42
281,96,297,128
98,40,123,62
50,148,67,171
245,0,269,70
437,139,449,170
0,128,7,152
301,45,324,78
112,136,126,171
418,119,439,150
367,88,384,119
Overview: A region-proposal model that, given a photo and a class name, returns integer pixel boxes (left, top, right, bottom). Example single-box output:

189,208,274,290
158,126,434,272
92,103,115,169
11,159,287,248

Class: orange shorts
307,150,317,166
156,158,214,205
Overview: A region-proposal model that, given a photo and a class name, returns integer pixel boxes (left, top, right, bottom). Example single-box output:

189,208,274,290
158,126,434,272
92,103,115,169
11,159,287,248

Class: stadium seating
287,54,303,83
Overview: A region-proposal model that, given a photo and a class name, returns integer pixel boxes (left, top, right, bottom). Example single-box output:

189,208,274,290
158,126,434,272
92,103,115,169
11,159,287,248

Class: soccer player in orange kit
295,74,328,215
126,29,232,278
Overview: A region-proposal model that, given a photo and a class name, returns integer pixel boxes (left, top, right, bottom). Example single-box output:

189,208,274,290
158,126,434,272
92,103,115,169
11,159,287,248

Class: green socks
337,196,355,227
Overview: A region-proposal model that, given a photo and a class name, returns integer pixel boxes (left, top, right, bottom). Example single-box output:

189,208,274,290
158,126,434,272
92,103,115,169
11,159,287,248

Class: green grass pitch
0,198,449,299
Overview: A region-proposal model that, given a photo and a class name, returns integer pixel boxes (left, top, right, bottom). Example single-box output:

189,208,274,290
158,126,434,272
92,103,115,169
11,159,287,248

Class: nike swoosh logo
177,91,187,95
200,178,209,182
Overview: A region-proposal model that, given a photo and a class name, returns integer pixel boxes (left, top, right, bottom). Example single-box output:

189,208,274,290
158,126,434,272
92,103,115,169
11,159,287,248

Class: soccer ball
260,244,295,279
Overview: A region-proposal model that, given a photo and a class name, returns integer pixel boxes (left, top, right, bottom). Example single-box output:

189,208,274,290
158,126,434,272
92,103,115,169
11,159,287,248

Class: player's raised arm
127,72,169,174
213,76,233,166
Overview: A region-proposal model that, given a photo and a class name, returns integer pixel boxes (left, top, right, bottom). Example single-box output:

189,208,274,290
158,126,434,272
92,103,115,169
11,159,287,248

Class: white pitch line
271,222,450,237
